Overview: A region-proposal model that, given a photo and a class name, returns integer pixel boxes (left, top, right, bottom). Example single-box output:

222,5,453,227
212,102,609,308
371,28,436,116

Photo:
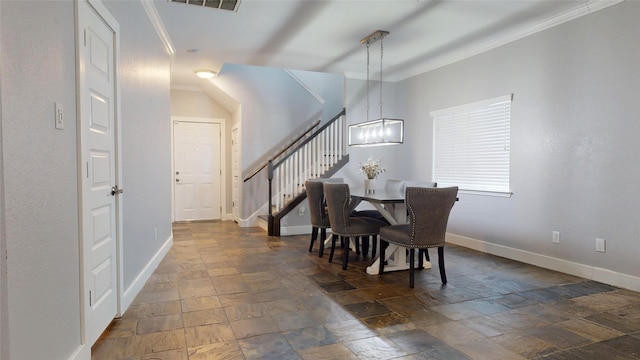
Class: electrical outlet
596,238,606,253
154,227,158,241
298,206,305,216
552,231,560,244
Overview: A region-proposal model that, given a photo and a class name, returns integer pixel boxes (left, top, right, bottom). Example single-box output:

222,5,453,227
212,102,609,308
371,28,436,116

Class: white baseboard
279,225,312,236
255,217,268,232
236,217,254,227
221,213,235,221
121,234,173,312
68,344,90,360
236,204,268,228
447,233,640,292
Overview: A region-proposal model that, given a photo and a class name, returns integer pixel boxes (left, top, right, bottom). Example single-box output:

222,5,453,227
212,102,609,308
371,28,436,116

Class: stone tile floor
92,220,640,359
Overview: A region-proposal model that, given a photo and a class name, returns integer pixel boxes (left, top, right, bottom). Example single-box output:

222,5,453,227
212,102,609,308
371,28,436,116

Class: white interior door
174,121,221,221
232,127,240,221
77,0,120,346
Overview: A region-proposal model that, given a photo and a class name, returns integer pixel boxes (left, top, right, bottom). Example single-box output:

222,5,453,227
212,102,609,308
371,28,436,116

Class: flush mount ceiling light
348,30,404,147
195,70,216,79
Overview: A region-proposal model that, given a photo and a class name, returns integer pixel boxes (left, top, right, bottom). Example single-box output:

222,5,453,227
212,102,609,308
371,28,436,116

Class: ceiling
153,0,618,87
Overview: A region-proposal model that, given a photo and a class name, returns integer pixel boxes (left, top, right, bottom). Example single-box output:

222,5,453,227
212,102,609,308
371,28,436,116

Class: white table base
366,243,432,275
325,192,433,274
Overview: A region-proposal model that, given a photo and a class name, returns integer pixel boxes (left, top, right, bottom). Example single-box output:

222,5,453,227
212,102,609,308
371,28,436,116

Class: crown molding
284,69,326,105
140,0,175,56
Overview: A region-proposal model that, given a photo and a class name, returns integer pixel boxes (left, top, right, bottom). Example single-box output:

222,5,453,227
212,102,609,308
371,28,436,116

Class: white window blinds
431,94,512,194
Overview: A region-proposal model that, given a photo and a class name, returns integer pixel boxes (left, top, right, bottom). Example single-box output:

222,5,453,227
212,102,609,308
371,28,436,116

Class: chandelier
348,30,404,147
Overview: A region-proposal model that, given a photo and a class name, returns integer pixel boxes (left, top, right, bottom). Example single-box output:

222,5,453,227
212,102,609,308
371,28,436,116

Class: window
431,94,512,196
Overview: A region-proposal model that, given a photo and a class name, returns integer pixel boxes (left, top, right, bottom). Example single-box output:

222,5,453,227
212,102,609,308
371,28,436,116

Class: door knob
176,178,180,182
110,185,124,196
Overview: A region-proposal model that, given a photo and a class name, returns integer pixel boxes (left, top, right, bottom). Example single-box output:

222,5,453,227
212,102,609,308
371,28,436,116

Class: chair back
384,179,406,194
405,186,458,247
305,178,342,227
323,183,352,234
404,180,437,189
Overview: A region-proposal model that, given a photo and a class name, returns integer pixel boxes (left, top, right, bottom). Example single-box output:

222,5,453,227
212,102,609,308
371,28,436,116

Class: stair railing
267,109,346,235
243,119,321,183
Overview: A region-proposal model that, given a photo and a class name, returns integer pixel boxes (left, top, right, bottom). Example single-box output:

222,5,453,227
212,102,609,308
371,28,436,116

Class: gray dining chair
403,180,437,191
385,179,406,193
379,186,458,288
324,183,389,270
305,179,342,257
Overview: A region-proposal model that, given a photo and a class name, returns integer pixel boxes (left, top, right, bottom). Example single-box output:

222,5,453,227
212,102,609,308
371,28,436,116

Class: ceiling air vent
169,0,240,12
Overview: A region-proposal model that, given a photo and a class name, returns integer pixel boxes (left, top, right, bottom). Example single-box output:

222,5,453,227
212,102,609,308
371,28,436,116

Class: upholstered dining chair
403,181,437,191
379,186,458,288
324,183,389,270
305,179,342,257
385,179,406,193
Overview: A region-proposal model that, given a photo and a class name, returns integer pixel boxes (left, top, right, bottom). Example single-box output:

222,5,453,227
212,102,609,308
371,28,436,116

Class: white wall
104,1,173,297
0,1,82,359
396,1,640,288
170,89,234,215
171,88,232,119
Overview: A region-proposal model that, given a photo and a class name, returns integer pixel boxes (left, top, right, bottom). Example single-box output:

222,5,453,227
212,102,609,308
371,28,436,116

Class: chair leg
309,227,318,252
379,240,388,274
438,246,447,284
409,249,415,288
424,248,430,262
418,249,424,270
329,234,338,263
371,236,377,257
362,236,370,257
318,228,326,258
342,236,349,270
355,237,361,255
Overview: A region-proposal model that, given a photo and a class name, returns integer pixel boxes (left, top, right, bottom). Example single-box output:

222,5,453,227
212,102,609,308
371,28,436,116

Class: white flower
358,157,386,179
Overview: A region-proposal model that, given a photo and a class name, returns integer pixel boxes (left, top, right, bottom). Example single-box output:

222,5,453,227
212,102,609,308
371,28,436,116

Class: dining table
349,187,432,275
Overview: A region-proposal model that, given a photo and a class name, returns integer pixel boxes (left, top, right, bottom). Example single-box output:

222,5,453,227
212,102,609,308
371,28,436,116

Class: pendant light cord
366,41,370,122
379,36,384,119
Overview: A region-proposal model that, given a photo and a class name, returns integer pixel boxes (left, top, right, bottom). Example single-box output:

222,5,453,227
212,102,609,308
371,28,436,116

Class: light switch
55,102,64,130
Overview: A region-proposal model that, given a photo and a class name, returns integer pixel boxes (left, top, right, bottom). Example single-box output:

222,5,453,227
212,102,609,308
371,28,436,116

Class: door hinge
86,161,90,178
84,29,87,46
89,290,92,307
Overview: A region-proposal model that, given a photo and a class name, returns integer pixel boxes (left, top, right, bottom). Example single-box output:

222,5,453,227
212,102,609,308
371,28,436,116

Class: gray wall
335,78,404,193
104,1,173,295
1,1,82,358
214,64,343,218
0,2,7,359
0,1,172,358
397,2,640,283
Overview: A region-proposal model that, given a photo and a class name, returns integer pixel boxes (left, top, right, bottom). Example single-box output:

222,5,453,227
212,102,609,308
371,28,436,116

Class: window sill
459,189,513,198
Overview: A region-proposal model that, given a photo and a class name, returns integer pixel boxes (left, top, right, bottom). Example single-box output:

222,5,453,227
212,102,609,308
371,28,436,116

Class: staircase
245,109,349,236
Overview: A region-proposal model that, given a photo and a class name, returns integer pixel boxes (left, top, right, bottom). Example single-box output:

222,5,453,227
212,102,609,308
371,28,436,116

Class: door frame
75,0,123,345
171,116,226,222
231,125,242,223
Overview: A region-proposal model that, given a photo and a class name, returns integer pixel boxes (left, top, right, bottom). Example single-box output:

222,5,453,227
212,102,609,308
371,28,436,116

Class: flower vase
364,179,376,194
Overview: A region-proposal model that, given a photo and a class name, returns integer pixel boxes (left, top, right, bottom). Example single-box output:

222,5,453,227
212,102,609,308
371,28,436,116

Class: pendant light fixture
348,30,404,147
